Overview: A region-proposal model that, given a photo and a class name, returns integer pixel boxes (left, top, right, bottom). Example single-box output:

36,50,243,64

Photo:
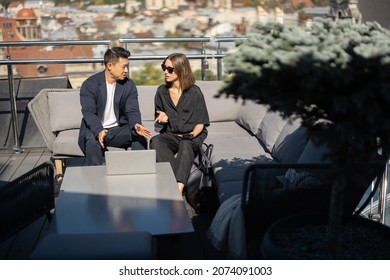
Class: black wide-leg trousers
150,132,202,185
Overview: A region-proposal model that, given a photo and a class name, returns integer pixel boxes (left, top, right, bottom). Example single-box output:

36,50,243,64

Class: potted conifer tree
219,18,390,258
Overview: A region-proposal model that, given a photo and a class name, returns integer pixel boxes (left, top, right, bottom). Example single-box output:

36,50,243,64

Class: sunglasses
161,64,174,74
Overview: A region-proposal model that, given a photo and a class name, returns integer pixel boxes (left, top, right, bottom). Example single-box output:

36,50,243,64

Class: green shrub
220,18,390,254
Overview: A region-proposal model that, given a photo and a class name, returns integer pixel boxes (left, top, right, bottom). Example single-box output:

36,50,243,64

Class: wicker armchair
27,88,82,177
0,162,55,243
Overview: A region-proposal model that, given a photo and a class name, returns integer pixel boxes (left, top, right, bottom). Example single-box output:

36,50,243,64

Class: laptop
105,150,157,175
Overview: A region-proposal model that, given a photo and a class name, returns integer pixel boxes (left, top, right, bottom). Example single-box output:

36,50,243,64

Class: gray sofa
28,81,326,204
27,86,158,176
196,81,328,204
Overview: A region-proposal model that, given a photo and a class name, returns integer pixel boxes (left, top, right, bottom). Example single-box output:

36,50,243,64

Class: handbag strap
197,143,213,173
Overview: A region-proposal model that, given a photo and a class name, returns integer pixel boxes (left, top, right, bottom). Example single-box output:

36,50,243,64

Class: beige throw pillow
48,90,82,132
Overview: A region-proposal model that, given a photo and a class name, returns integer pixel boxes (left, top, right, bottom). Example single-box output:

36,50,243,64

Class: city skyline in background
0,0,388,86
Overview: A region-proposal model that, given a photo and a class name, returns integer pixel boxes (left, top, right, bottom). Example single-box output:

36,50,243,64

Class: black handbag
185,143,216,213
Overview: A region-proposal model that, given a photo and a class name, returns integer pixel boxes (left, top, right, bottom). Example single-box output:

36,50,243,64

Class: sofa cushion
256,111,287,153
217,180,243,203
212,152,275,202
212,152,274,185
53,129,84,156
297,139,331,163
206,121,252,139
48,90,82,132
271,118,309,163
137,85,157,121
280,139,331,193
196,80,242,122
208,136,266,158
235,100,268,135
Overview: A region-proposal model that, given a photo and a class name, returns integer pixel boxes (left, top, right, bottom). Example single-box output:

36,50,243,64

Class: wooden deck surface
0,148,51,185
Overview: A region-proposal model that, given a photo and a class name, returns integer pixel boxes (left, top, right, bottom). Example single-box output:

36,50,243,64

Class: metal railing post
201,41,209,81
201,48,206,81
6,52,22,153
217,41,222,81
214,36,247,81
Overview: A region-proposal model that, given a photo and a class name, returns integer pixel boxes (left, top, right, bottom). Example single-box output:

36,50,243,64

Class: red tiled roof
8,1,23,8
291,0,314,8
10,45,93,77
134,31,154,38
16,8,36,19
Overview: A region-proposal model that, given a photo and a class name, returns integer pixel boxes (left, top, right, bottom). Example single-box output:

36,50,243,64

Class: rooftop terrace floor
0,148,226,260
0,148,389,259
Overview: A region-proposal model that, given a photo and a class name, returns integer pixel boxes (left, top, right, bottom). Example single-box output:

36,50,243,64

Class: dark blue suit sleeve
80,74,105,138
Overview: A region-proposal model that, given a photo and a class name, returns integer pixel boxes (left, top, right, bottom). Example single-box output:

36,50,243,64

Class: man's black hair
104,47,130,66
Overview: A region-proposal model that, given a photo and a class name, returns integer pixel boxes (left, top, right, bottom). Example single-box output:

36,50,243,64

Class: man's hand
98,129,108,148
155,110,168,124
134,124,152,138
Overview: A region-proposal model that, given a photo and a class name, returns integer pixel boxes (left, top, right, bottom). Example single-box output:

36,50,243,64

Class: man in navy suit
78,47,152,165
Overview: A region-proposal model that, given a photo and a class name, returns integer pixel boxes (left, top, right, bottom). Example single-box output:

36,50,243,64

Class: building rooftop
359,0,390,28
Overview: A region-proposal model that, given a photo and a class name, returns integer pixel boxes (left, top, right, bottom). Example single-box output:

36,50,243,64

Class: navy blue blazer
78,71,142,153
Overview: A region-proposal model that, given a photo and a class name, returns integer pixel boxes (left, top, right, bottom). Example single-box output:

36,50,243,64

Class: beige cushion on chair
48,90,82,132
53,129,84,156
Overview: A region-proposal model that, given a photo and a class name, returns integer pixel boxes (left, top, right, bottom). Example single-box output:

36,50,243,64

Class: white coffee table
50,162,194,236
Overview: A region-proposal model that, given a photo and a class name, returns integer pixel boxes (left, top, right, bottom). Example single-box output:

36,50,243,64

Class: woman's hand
178,124,205,140
155,110,168,124
134,124,152,138
178,132,194,139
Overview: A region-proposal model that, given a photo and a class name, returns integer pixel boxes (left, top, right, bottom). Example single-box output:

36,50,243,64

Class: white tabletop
51,162,194,236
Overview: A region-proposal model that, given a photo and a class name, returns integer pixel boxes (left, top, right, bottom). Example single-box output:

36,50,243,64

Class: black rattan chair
0,162,55,243
241,161,386,253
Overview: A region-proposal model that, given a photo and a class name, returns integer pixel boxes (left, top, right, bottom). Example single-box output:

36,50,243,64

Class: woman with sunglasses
150,53,210,194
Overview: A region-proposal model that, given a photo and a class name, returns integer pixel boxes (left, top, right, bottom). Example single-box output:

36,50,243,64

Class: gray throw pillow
297,139,331,163
235,100,268,135
284,168,324,189
48,90,82,132
271,118,309,163
256,111,287,153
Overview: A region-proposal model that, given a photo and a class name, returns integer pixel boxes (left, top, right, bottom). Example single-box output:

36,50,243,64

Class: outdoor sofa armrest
27,89,56,152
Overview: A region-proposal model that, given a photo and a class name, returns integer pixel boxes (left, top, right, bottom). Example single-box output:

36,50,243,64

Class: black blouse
155,84,210,137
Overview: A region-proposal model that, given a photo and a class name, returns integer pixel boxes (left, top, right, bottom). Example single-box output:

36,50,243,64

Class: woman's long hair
163,53,195,91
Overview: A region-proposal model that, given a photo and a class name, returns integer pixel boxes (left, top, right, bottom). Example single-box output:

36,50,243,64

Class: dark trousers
150,132,202,185
84,125,147,166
